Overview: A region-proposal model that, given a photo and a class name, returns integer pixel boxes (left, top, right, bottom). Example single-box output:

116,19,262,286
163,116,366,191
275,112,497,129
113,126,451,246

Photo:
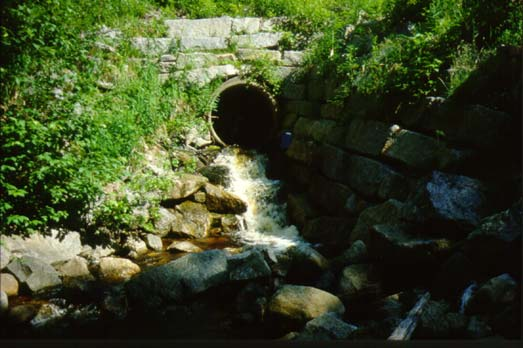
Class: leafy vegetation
1,0,521,237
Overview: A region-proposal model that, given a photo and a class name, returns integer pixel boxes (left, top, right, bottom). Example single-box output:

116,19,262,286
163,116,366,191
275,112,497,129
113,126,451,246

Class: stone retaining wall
132,16,305,85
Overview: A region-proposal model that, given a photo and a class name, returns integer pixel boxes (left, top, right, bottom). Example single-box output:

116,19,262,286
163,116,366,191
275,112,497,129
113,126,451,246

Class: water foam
213,148,305,253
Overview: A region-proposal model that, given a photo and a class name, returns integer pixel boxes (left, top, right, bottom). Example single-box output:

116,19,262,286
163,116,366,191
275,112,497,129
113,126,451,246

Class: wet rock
466,273,518,317
55,256,94,290
268,285,345,332
0,291,7,316
145,234,163,251
227,249,271,281
165,173,208,202
167,240,203,253
297,312,358,340
8,304,39,324
407,171,490,232
126,250,229,312
466,316,493,339
369,224,452,265
0,245,12,270
332,240,368,269
285,244,329,283
199,165,231,187
286,139,319,165
287,193,317,229
414,300,450,338
30,303,67,329
6,256,62,294
2,230,82,265
349,199,406,245
203,183,247,214
302,216,355,249
171,201,212,239
464,201,522,277
338,264,382,303
124,236,148,259
279,332,300,340
0,273,19,296
97,257,140,284
220,215,242,234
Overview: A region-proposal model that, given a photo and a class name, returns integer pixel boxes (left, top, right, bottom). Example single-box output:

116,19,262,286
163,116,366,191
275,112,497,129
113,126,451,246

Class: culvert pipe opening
208,77,278,149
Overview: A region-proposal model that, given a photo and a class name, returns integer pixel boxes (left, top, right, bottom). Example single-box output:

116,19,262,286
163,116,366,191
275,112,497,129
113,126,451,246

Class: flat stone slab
165,17,233,38
236,48,281,62
132,38,174,56
231,32,283,48
283,50,305,66
174,64,239,86
180,36,228,51
232,17,261,34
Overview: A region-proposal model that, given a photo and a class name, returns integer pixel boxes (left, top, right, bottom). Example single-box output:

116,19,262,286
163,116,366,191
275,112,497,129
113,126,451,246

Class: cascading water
213,147,306,253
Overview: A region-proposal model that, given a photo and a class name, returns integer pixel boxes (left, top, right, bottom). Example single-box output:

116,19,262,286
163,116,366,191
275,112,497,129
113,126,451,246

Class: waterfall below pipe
213,147,306,253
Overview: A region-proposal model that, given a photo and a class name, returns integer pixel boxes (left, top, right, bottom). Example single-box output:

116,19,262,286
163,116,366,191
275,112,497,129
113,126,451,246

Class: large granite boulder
227,249,272,281
464,200,522,277
2,230,82,265
287,193,318,229
126,250,229,312
164,173,208,202
0,273,19,296
171,201,212,239
203,183,247,214
96,257,140,284
320,145,409,201
145,234,163,251
369,224,452,265
297,312,358,340
466,273,518,317
307,174,356,216
343,119,390,156
407,171,490,234
349,199,406,245
0,245,12,270
302,216,356,249
267,285,345,331
285,244,329,283
381,129,455,171
338,264,382,303
413,300,451,338
331,240,369,269
54,256,94,289
199,165,231,187
6,256,61,294
0,291,8,316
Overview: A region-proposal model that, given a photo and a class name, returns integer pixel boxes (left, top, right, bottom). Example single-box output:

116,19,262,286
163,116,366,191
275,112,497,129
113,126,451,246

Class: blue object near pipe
280,131,292,150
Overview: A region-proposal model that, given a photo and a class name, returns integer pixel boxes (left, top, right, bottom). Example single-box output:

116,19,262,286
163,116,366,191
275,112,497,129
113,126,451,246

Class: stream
1,148,308,339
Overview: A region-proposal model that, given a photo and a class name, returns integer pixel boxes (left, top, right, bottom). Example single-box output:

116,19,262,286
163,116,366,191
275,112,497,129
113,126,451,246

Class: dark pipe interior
213,84,276,149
